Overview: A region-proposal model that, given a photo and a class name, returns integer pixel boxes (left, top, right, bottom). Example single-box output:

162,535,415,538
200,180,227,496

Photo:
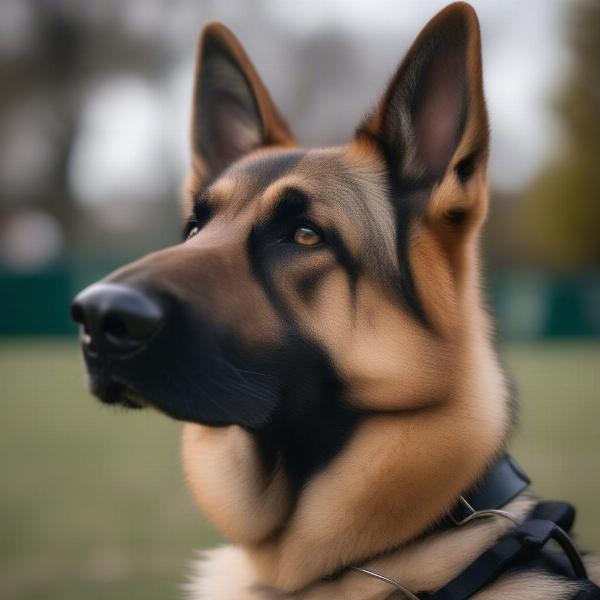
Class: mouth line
91,374,147,409
119,385,147,409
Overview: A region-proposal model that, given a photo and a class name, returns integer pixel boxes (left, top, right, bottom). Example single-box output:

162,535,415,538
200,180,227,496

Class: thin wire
351,567,420,600
450,496,521,527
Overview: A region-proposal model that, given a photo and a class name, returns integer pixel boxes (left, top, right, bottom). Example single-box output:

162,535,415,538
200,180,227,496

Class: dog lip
111,377,147,408
79,338,153,410
86,366,147,410
104,381,146,409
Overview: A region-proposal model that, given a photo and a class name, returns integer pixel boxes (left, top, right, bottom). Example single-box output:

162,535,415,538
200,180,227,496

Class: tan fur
301,276,452,408
244,407,507,591
182,424,290,543
475,572,582,600
184,546,260,600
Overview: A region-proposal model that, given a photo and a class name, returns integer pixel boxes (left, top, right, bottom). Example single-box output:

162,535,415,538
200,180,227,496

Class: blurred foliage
515,0,600,269
0,0,182,254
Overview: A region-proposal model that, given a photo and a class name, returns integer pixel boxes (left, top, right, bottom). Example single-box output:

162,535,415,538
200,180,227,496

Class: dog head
73,2,511,588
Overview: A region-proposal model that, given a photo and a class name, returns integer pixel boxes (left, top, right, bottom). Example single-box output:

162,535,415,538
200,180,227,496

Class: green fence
0,258,131,336
492,270,600,339
1,261,599,338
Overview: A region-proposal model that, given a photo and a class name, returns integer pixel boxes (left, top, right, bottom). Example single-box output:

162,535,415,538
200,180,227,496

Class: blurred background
0,0,598,598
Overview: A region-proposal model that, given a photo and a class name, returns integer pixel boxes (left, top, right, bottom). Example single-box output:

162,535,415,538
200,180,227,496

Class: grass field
1,339,599,599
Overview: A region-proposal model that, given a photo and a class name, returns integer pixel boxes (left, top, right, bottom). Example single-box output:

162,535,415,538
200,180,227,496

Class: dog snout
71,283,164,357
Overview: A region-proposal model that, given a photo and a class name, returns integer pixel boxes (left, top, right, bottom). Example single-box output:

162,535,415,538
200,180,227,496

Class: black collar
442,454,530,528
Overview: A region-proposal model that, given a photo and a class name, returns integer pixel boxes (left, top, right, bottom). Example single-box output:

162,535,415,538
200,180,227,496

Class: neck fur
183,322,511,593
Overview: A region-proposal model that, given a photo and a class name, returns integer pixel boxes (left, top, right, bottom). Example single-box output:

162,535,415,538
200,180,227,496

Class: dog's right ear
191,23,295,181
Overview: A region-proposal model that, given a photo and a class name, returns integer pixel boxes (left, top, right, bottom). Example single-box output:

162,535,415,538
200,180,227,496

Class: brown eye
293,225,322,246
187,225,200,240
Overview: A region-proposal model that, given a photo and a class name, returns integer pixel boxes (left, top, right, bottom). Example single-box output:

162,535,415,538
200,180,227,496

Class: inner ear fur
357,2,489,225
191,23,295,181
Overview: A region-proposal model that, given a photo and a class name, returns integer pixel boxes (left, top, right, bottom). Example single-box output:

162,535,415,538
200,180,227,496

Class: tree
517,0,600,269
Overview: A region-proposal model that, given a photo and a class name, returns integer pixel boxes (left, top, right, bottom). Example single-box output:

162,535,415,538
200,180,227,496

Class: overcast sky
266,0,573,189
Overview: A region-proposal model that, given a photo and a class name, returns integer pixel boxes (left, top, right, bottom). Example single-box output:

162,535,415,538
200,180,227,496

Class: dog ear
191,23,295,180
358,2,488,208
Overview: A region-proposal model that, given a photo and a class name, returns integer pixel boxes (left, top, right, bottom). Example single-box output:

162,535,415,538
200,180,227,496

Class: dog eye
187,225,200,240
293,225,322,246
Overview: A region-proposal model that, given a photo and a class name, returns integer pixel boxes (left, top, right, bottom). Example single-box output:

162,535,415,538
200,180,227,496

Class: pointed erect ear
358,2,488,189
191,23,295,180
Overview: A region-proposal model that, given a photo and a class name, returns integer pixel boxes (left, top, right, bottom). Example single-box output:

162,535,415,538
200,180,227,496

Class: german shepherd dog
72,3,599,598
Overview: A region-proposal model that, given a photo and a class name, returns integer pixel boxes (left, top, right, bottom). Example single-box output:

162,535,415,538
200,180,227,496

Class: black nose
71,283,163,356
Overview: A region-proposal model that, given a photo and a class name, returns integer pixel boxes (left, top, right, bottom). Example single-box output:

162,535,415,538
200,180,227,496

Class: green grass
1,339,599,599
0,340,220,600
507,341,600,551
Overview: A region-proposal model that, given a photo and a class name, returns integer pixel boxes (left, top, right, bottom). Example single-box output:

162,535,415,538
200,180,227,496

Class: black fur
253,336,361,494
354,129,432,328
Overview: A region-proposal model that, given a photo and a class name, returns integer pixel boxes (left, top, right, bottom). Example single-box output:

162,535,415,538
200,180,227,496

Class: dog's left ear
358,2,488,223
191,23,295,181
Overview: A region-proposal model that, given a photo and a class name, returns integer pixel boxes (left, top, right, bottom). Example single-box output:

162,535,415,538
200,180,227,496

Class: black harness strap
529,501,588,579
573,582,600,600
421,500,593,600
